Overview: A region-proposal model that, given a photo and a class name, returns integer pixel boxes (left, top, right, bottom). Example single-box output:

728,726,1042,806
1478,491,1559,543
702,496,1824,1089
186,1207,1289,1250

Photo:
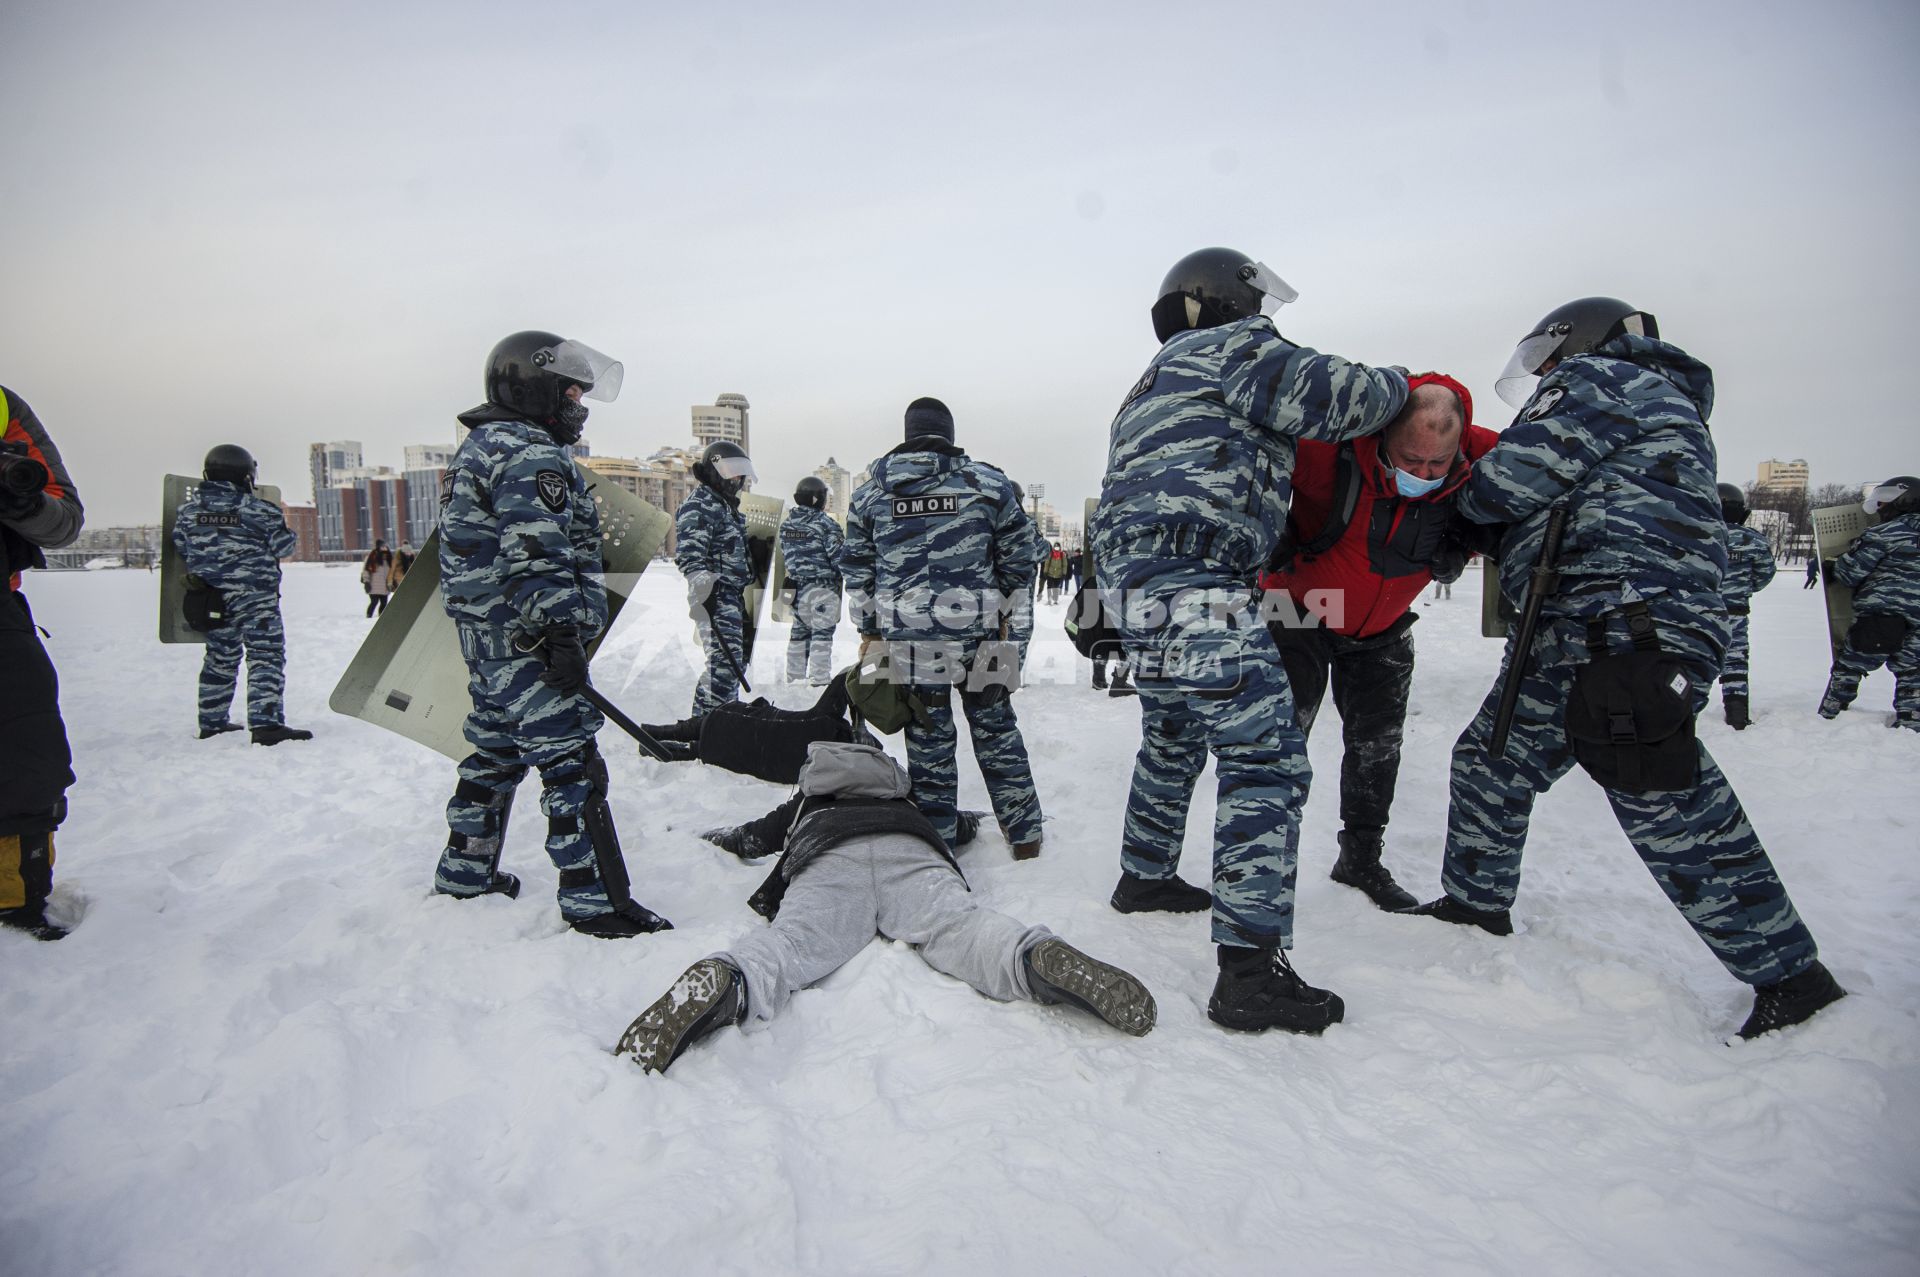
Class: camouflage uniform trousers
693,594,747,717
1821,621,1920,726
1717,612,1753,699
198,597,287,730
1111,558,1311,950
784,582,840,685
1442,627,1819,986
1274,615,1415,840
435,643,620,921
901,638,1043,848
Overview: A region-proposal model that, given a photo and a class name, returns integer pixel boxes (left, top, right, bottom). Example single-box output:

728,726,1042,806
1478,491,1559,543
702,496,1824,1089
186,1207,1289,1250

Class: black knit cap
904,397,955,444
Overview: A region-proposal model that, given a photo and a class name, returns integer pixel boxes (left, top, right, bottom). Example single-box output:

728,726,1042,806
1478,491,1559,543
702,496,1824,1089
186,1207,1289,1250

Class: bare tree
1811,481,1861,511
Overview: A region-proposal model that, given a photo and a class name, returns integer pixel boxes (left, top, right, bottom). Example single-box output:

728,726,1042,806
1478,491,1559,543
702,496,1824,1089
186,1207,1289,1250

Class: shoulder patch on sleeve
1121,366,1158,410
1521,387,1566,422
535,470,569,513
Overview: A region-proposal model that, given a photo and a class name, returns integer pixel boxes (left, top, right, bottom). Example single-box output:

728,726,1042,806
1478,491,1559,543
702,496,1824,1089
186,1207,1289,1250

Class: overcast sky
4,0,1916,527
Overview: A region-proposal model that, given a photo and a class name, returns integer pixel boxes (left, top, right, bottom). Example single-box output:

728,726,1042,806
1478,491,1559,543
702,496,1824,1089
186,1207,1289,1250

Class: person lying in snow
615,741,1156,1073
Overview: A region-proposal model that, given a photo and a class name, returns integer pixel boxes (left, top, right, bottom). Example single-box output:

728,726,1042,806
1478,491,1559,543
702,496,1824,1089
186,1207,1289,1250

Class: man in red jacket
1257,373,1498,910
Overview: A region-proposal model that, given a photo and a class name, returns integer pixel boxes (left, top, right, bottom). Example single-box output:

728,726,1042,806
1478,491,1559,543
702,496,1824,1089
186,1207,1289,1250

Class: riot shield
1812,503,1872,658
328,473,672,760
158,474,283,644
737,491,785,661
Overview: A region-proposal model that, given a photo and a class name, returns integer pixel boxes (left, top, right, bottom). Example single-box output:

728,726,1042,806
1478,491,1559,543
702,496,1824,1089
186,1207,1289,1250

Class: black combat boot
1737,961,1846,1040
1091,663,1108,690
1022,938,1156,1036
1724,695,1751,730
197,722,244,740
1108,669,1137,698
0,904,68,942
1329,829,1417,911
1400,894,1514,936
251,723,314,746
1110,870,1211,914
616,957,746,1073
1208,945,1344,1034
569,900,674,939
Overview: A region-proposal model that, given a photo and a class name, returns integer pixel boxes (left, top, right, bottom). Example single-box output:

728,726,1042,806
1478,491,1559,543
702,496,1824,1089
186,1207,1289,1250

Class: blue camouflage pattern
1443,633,1817,984
780,505,845,683
1440,334,1824,982
675,483,751,714
1090,315,1408,576
1718,523,1777,698
171,480,296,729
433,416,621,919
1822,511,1920,726
1092,316,1407,950
1461,334,1733,670
844,441,1043,846
440,421,609,639
843,442,1035,642
905,641,1043,847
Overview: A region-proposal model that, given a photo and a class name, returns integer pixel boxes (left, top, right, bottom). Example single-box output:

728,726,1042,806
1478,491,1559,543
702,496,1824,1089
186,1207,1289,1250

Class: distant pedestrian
393,543,415,591
361,540,394,617
1804,556,1820,589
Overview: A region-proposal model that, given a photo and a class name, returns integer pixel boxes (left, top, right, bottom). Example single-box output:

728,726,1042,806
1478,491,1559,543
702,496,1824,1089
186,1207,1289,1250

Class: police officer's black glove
1820,558,1838,584
535,626,590,694
1450,519,1509,563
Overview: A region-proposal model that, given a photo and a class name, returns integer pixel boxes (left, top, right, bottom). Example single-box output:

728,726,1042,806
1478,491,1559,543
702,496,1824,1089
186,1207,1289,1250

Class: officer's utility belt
1564,602,1698,793
456,624,528,662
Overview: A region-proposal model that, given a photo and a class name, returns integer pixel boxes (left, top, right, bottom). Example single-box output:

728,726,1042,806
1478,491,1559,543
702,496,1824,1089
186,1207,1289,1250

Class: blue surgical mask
1393,468,1445,498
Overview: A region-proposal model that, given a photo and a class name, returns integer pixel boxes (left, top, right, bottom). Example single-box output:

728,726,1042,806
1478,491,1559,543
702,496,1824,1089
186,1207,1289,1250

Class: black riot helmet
473,330,624,426
1496,297,1659,408
1718,482,1749,525
203,444,258,490
1150,247,1299,344
693,440,757,497
1864,475,1920,522
794,476,829,509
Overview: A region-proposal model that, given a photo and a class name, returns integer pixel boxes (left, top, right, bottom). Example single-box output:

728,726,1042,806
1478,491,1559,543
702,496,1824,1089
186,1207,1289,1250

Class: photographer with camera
2,385,84,940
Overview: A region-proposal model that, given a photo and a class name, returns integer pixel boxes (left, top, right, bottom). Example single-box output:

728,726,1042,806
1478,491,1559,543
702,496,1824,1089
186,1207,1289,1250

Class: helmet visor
1240,261,1299,316
1864,480,1912,515
534,339,624,402
714,455,757,484
1495,324,1572,408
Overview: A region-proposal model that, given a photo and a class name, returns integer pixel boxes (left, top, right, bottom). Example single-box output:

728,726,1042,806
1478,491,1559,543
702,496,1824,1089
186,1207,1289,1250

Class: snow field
2,562,1916,1276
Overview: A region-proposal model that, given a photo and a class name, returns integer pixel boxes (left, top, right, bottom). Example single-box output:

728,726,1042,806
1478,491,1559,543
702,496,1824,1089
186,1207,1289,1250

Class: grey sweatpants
721,832,1051,1025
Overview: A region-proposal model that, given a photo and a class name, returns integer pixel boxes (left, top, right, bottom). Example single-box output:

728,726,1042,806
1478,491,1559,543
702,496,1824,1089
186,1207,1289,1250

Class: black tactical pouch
181,574,230,632
1565,650,1699,793
1848,613,1911,656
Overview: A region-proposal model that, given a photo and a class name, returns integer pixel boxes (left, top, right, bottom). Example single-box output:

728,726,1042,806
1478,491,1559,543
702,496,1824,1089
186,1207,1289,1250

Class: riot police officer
843,398,1043,857
677,441,755,714
1410,297,1843,1040
171,444,311,745
1715,482,1777,729
779,475,844,686
1092,247,1409,1035
432,330,670,938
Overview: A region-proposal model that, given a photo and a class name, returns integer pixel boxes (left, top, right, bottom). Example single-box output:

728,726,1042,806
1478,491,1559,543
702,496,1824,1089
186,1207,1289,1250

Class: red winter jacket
1258,373,1497,638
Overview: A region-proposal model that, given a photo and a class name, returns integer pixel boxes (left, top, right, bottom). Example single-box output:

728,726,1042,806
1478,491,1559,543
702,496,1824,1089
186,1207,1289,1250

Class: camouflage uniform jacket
674,483,751,593
439,419,608,645
778,505,844,588
170,480,295,612
1090,316,1409,578
1721,523,1778,612
843,440,1030,641
1459,333,1730,663
1836,512,1920,620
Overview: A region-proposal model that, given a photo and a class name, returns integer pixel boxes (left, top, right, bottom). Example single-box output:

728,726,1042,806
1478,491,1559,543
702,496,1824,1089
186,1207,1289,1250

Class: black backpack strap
1294,441,1362,559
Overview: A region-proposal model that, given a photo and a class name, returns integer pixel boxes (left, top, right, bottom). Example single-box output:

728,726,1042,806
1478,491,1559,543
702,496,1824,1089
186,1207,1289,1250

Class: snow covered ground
4,561,1917,1276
